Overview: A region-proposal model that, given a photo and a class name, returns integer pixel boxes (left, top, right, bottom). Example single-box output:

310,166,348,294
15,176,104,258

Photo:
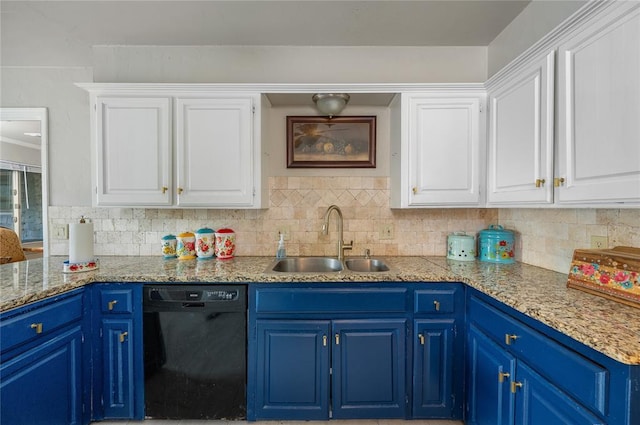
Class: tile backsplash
49,177,497,259
48,176,639,275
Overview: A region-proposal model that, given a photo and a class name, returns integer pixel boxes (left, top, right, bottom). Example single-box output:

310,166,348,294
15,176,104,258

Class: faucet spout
322,205,353,261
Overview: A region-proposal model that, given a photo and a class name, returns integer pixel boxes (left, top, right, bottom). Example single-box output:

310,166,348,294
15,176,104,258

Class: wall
500,209,640,273
49,177,498,258
487,0,586,77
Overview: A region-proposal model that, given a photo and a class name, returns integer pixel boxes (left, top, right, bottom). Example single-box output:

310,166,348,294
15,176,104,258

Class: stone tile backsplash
48,176,639,274
49,177,497,259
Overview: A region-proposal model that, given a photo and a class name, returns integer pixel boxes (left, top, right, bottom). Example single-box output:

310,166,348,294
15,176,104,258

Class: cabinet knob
505,334,518,345
119,331,128,343
535,178,545,188
554,177,565,187
162,186,168,194
418,334,425,345
178,187,184,195
412,187,417,194
511,381,523,393
108,300,118,311
498,371,510,383
30,323,43,334
433,300,440,311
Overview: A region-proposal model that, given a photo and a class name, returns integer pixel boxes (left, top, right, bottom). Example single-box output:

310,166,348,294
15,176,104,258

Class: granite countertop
1,255,639,365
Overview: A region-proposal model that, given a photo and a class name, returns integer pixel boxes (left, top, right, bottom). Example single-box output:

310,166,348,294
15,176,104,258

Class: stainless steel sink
345,258,390,272
271,257,343,273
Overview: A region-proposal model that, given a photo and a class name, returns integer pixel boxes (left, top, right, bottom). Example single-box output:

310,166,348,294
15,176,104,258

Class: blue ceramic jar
479,225,515,264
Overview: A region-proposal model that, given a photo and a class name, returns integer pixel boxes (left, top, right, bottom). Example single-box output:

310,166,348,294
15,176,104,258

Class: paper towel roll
69,221,94,263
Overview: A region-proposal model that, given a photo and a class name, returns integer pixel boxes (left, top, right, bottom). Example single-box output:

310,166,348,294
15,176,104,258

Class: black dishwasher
143,285,246,420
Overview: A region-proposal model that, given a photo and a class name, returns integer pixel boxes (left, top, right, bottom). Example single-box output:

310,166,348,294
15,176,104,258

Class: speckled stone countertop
1,256,639,365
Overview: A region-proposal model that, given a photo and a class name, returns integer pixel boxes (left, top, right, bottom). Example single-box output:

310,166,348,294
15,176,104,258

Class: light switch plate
590,235,608,249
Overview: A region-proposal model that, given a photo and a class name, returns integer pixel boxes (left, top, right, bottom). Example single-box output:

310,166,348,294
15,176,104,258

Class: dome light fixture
312,93,350,118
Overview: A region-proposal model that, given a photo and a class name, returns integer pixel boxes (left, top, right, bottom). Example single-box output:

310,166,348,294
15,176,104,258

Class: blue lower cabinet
0,326,84,425
332,319,406,419
0,289,86,425
466,289,639,425
255,320,330,420
413,319,460,419
466,325,516,425
253,318,406,420
91,283,143,421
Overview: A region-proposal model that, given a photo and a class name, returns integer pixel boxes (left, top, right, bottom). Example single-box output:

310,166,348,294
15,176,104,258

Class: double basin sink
269,257,390,273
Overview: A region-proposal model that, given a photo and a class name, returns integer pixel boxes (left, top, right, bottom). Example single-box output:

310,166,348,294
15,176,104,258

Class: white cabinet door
487,51,555,206
95,97,172,206
557,2,640,205
393,94,483,207
175,97,256,207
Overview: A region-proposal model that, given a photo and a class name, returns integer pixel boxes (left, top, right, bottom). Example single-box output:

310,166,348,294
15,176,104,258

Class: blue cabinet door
332,319,407,419
91,284,143,421
413,318,461,418
466,325,515,425
254,320,330,420
514,362,605,425
101,318,134,418
0,326,83,425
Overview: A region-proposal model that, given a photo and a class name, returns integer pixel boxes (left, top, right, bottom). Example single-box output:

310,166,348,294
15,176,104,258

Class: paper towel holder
64,215,99,273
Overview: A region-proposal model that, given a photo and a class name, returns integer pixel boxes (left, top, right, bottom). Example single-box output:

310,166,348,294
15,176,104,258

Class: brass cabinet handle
119,331,128,343
178,187,184,195
162,186,168,194
108,300,118,311
498,371,510,383
535,178,545,188
335,333,340,345
433,300,440,311
505,334,518,345
412,187,418,194
323,335,327,347
418,334,425,345
511,381,523,393
554,177,565,187
30,323,43,334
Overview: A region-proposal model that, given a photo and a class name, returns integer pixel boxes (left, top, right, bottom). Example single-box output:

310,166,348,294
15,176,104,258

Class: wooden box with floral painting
567,246,640,308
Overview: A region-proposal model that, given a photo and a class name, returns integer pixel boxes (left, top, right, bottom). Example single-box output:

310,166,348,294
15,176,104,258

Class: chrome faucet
322,205,353,261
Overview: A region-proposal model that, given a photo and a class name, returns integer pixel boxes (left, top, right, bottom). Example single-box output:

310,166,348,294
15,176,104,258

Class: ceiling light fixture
312,93,350,118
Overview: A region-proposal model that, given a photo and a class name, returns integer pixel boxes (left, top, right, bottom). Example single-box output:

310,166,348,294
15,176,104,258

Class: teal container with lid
479,224,515,264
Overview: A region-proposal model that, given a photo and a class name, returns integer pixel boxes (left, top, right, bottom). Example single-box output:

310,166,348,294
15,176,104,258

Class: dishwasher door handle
182,302,205,308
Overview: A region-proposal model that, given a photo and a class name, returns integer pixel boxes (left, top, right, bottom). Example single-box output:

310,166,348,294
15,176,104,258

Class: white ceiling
0,121,41,149
1,1,531,65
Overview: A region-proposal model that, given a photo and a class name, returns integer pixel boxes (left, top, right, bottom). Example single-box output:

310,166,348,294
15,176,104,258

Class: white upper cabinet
391,92,485,208
175,97,255,207
85,86,265,208
486,51,555,206
95,97,172,207
556,2,640,205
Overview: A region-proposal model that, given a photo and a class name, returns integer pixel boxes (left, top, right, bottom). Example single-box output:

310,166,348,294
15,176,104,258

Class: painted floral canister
195,227,215,260
176,231,197,260
479,224,515,264
161,234,177,258
215,228,236,260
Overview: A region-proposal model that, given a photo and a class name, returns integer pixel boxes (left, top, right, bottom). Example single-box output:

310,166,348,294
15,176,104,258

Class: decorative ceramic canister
214,228,236,260
447,232,476,261
161,234,177,258
195,227,215,259
479,224,515,264
176,231,197,260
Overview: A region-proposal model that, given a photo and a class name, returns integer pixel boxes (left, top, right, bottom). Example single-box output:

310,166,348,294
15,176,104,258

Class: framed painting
286,116,376,168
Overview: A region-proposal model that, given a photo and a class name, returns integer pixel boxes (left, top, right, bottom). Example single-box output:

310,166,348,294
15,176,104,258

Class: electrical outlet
52,224,68,240
590,235,608,249
278,226,290,241
379,224,394,240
